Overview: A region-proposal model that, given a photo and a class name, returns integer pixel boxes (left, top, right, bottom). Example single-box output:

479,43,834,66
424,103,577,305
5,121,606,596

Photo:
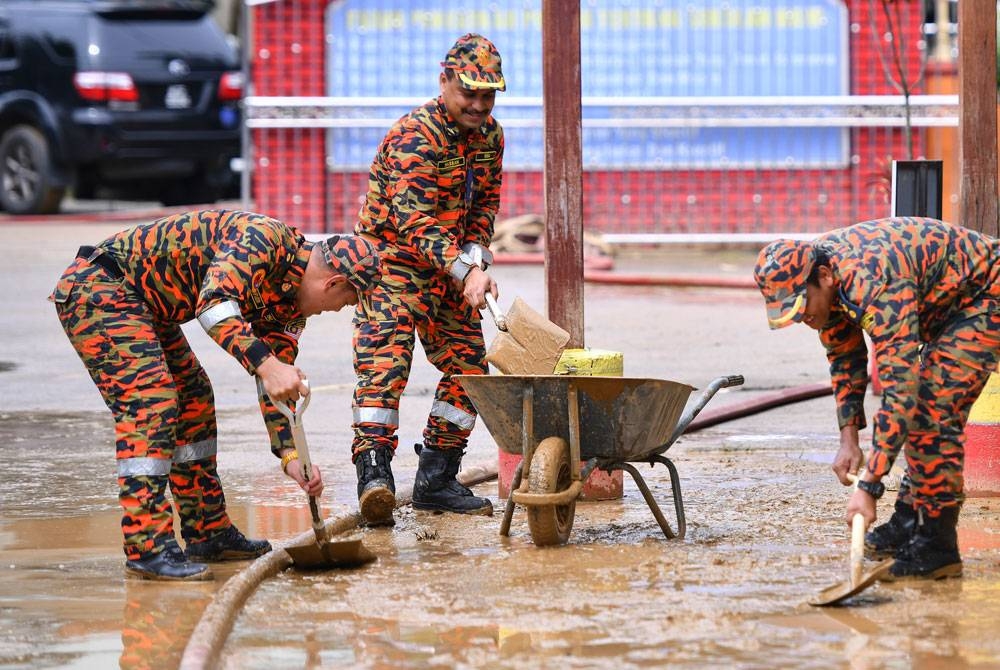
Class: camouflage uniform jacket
59,209,311,453
815,217,1000,474
356,96,504,277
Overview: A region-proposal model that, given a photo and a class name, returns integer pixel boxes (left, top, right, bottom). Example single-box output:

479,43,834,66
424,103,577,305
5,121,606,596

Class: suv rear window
40,12,235,71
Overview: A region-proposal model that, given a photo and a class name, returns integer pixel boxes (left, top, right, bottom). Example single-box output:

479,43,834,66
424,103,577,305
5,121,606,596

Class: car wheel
0,125,65,215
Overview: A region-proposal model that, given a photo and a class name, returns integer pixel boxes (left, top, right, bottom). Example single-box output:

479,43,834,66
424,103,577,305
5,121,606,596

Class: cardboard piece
485,297,570,375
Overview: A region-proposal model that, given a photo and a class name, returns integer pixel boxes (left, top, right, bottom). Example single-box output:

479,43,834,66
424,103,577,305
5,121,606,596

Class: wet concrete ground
1,217,999,668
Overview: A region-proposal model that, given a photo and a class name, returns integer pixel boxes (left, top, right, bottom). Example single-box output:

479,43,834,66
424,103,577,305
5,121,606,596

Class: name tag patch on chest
437,156,465,171
475,151,497,162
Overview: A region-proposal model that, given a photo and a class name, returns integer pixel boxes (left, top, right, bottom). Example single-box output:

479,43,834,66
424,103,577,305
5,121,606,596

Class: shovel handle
483,293,509,331
259,379,314,480
850,513,865,588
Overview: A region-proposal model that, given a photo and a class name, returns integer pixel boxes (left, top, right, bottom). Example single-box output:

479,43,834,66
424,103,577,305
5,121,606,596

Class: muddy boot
355,446,396,527
864,496,917,559
185,525,272,562
885,506,962,581
412,444,493,515
125,539,214,581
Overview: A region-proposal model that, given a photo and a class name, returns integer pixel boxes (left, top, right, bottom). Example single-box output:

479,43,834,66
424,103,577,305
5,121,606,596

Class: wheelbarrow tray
457,375,695,462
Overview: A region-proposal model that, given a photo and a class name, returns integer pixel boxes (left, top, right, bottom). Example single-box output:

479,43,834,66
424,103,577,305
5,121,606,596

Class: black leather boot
412,444,493,515
355,446,396,527
885,505,962,580
864,496,917,559
185,525,272,562
125,538,214,581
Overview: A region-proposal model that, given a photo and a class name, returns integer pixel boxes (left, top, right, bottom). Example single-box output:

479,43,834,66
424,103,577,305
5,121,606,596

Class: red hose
584,271,756,289
684,381,832,433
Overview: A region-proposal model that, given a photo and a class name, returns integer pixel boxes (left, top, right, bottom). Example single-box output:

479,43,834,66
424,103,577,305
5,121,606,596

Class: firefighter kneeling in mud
754,216,1000,580
51,210,380,581
348,33,507,526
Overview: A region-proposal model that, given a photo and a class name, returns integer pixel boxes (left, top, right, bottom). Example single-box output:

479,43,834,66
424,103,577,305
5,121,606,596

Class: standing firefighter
50,210,380,581
350,33,506,526
754,217,1000,580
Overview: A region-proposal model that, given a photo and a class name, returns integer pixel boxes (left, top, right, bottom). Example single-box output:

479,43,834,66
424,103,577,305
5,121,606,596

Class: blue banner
326,0,849,169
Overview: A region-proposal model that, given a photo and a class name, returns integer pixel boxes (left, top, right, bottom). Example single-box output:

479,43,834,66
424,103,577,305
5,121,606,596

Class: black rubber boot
125,538,214,581
864,496,917,559
412,444,493,515
355,446,396,527
885,505,963,580
185,525,272,562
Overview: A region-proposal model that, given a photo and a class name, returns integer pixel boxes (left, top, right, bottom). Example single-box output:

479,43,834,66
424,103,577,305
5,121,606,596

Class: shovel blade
808,559,895,607
286,538,377,571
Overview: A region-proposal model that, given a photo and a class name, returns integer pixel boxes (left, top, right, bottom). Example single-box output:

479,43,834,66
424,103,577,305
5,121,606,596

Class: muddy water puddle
2,412,1000,669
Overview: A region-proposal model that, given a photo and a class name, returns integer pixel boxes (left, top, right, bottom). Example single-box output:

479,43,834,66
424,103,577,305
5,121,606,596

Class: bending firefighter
755,217,1000,580
50,210,380,580
350,33,506,526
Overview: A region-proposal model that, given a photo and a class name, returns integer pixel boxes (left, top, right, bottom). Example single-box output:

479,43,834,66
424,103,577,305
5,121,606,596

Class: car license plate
165,84,192,109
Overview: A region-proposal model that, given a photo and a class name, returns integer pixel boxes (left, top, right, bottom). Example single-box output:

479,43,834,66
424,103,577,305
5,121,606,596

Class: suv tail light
73,72,139,102
218,71,243,101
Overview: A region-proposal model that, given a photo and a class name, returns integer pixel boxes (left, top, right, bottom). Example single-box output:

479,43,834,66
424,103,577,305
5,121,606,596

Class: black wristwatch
856,478,885,499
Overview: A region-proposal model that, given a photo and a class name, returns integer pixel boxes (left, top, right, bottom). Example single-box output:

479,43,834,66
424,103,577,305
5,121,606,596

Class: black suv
0,0,242,214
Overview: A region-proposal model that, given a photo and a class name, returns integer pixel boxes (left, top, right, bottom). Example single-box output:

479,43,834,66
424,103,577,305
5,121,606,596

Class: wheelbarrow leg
499,460,524,537
617,456,686,540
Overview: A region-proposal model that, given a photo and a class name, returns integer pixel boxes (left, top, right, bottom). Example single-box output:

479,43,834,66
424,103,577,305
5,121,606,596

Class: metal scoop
268,381,376,570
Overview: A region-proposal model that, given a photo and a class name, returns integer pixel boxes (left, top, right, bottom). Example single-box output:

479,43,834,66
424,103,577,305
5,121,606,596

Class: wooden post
958,0,999,235
541,0,585,347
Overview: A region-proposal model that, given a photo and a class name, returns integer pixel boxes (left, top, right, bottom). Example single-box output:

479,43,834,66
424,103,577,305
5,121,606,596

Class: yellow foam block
554,348,624,377
968,372,1000,424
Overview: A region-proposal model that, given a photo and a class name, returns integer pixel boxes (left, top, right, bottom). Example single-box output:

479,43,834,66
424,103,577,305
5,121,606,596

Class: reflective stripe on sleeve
117,457,172,477
352,406,399,426
197,300,243,332
173,438,218,464
431,400,476,430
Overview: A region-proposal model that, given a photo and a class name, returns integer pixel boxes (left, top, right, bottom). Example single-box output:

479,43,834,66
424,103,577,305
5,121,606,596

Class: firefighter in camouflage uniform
349,33,506,526
50,210,380,581
755,217,1000,580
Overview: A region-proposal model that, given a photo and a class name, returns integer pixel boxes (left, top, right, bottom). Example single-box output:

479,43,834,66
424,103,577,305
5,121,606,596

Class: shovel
268,383,376,570
483,294,570,375
809,475,894,606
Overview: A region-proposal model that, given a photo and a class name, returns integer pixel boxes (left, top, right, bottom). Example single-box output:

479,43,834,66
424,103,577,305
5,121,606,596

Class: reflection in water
119,581,214,670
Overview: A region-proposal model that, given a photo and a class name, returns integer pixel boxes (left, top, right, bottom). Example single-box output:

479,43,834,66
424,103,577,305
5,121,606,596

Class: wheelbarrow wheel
526,437,575,546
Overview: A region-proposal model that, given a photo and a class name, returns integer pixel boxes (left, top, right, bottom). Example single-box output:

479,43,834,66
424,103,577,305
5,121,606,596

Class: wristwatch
856,478,885,499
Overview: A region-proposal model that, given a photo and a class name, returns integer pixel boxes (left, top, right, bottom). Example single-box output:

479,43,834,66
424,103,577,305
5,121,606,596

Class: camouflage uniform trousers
351,262,487,458
52,259,233,560
897,303,1000,515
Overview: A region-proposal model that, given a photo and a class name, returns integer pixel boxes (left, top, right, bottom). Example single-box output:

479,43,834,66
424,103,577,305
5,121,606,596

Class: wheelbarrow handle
483,293,509,331
665,373,746,447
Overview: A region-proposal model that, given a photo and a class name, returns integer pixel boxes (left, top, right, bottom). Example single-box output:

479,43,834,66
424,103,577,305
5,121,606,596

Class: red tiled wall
252,0,927,234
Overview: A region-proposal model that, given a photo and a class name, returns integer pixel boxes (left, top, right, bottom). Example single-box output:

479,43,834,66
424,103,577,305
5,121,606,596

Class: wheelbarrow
457,374,744,546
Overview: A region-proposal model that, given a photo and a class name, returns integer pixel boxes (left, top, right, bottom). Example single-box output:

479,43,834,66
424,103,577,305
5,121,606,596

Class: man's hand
284,457,325,497
832,424,863,485
462,266,498,309
846,486,877,527
256,356,309,404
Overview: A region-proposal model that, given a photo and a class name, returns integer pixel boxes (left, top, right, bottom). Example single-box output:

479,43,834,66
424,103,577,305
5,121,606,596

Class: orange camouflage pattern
50,210,309,559
814,217,1000,513
352,96,503,457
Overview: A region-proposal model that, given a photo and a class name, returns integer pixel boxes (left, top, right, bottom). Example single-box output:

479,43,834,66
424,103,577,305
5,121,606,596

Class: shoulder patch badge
284,318,306,340
250,268,267,310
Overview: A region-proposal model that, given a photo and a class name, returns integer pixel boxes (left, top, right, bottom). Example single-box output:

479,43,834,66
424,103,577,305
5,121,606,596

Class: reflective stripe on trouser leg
54,277,183,559
419,286,487,450
904,307,1000,514
155,322,230,543
351,284,416,455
